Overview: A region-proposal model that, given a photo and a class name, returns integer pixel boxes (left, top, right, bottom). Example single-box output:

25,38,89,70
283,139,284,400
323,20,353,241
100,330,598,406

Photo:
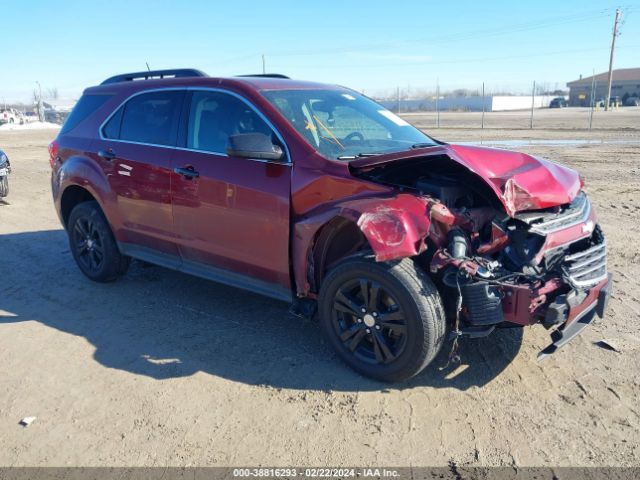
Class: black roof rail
236,74,290,79
101,68,208,85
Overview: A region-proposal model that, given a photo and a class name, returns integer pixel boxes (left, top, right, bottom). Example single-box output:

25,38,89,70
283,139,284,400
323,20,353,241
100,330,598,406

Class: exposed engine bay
352,154,610,347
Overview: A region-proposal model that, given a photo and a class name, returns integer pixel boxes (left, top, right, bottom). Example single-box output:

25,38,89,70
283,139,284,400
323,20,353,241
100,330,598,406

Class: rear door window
118,90,184,146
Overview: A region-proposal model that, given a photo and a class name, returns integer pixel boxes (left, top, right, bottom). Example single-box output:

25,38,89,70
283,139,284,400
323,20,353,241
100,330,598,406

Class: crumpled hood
447,145,582,215
350,144,583,216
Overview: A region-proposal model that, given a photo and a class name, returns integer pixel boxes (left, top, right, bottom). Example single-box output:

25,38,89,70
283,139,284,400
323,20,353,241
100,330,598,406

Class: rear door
170,89,292,299
94,89,185,258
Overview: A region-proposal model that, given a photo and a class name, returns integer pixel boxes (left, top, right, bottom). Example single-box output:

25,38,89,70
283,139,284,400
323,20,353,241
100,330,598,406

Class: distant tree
46,87,59,100
452,89,471,97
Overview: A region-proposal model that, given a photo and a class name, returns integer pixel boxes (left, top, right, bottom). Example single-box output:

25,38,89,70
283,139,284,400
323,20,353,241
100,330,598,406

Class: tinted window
102,106,123,139
119,91,183,146
60,94,111,134
187,91,275,154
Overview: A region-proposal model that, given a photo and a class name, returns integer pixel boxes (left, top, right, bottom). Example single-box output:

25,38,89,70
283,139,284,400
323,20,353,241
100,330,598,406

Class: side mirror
226,133,284,161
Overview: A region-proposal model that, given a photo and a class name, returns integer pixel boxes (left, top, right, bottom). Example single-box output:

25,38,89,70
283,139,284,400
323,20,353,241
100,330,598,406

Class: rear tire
318,256,446,382
0,176,8,198
67,201,130,282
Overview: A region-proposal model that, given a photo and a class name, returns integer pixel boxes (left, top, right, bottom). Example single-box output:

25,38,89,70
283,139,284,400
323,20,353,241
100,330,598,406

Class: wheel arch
293,194,433,296
308,216,370,294
60,185,100,228
54,152,114,230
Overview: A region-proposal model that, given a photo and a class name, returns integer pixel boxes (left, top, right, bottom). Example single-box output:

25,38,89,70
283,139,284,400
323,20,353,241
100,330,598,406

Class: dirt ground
1,107,639,467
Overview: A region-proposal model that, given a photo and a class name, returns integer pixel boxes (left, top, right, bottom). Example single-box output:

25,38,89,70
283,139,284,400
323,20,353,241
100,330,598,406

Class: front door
170,90,292,299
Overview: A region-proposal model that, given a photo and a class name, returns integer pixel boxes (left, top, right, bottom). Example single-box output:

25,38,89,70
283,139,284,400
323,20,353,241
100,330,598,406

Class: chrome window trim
98,87,185,148
98,86,292,165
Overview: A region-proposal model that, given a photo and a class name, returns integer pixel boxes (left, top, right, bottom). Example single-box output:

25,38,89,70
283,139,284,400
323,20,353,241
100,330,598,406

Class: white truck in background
0,108,24,125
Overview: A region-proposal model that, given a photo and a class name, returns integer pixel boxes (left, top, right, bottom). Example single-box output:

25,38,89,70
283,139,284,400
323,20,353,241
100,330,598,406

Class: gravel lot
1,107,639,467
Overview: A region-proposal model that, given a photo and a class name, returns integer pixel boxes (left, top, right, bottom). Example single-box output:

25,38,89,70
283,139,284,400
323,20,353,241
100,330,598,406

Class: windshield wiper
410,142,436,149
336,153,381,160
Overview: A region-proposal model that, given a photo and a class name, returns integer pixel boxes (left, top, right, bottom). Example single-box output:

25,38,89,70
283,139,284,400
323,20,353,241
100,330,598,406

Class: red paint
566,276,608,324
351,144,582,216
170,149,291,286
476,223,510,255
347,194,431,262
48,140,59,169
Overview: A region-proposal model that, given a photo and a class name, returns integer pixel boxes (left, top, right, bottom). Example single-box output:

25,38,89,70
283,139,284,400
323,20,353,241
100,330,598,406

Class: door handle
174,166,200,179
98,149,116,160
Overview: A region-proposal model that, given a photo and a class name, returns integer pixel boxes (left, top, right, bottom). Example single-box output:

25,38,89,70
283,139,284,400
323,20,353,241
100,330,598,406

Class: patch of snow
0,121,61,131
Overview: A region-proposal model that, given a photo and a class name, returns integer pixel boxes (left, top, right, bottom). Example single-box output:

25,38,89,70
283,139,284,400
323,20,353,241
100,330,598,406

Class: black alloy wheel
319,256,446,382
332,278,408,365
72,215,105,274
67,201,130,282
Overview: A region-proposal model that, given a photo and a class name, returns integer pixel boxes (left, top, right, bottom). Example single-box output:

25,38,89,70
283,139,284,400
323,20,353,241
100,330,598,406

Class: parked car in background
549,97,568,108
23,111,39,123
595,97,622,108
50,68,612,381
44,110,69,124
609,96,621,107
623,96,640,107
0,148,10,198
0,108,24,125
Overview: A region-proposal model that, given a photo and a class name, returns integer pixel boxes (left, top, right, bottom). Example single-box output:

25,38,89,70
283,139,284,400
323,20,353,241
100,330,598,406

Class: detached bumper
538,273,613,359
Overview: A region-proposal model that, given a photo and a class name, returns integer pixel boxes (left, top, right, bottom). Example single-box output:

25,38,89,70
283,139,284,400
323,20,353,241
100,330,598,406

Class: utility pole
481,82,485,129
530,80,536,129
396,86,400,113
262,54,266,74
589,69,596,130
435,78,440,128
36,81,43,122
605,8,621,111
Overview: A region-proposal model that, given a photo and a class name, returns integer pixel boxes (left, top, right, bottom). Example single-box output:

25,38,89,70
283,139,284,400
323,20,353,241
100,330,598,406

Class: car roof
84,75,346,96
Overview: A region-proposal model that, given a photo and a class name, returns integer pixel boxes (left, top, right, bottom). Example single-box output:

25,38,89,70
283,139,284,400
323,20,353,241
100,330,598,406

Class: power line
198,7,634,71
274,44,640,70
260,7,623,58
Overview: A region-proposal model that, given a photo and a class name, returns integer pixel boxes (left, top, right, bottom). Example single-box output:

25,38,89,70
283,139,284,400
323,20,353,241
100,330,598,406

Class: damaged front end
350,149,612,357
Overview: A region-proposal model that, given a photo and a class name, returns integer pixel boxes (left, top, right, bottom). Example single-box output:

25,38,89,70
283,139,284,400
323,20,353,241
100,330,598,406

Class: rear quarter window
60,94,111,134
102,107,123,139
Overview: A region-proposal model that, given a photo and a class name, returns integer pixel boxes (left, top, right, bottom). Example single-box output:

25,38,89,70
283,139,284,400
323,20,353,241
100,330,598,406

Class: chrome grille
516,192,591,235
562,240,607,288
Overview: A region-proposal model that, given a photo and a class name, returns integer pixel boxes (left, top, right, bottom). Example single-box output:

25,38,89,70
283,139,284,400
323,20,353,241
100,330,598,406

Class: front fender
292,194,431,295
338,194,431,262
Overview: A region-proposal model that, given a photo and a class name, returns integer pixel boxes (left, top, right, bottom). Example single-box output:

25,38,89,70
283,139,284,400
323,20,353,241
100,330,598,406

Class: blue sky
2,0,639,102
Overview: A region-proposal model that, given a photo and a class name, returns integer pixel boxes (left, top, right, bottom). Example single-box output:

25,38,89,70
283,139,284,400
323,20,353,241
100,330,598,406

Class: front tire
318,256,446,382
67,201,130,282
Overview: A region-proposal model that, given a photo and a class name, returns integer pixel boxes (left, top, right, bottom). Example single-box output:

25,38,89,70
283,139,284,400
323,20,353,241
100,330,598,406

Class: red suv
50,69,611,381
